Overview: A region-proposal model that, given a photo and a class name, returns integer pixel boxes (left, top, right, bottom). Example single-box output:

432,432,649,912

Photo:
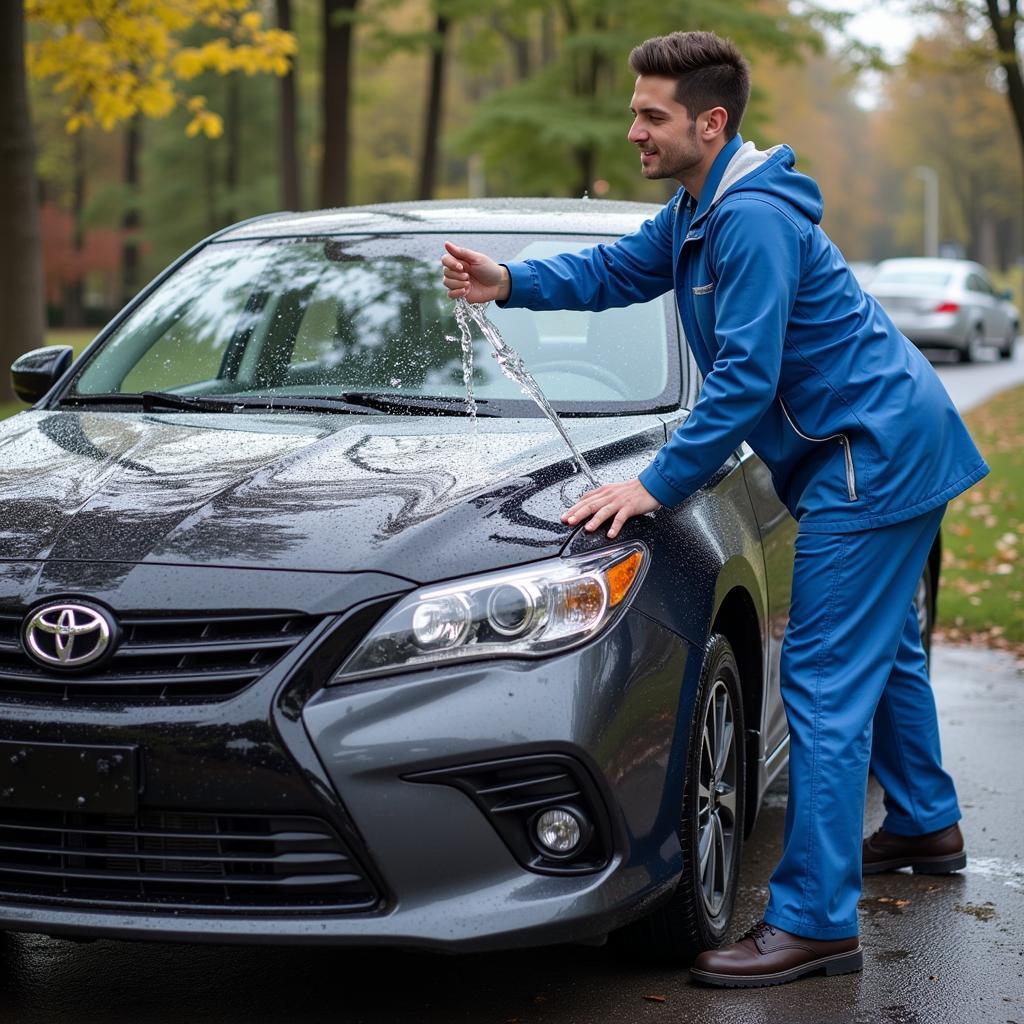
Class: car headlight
330,542,648,683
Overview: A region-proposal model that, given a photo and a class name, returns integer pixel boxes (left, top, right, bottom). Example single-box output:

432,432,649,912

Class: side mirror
10,345,74,404
999,289,1015,302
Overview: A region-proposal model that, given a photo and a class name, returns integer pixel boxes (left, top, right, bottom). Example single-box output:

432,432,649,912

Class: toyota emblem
22,603,115,669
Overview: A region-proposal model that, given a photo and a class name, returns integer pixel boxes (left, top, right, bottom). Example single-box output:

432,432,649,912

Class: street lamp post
914,166,939,258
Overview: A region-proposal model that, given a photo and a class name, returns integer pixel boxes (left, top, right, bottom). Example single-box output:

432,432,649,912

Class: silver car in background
868,257,1018,362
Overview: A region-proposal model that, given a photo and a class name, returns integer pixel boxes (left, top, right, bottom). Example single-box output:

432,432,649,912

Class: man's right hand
442,241,511,304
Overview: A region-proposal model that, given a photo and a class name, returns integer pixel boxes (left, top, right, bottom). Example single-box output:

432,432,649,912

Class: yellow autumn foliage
26,0,296,135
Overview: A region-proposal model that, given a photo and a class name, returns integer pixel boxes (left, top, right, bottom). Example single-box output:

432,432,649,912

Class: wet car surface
0,199,939,961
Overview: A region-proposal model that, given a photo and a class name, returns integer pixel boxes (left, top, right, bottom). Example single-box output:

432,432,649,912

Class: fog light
535,808,582,854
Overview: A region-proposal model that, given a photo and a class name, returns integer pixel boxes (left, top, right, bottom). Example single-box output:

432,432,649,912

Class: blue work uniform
500,134,989,940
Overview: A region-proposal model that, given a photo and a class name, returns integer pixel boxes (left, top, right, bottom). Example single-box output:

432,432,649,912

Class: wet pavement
0,642,1019,1024
932,340,1024,412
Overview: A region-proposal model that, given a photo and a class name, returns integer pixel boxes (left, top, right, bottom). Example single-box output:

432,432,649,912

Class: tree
874,27,1022,265
24,1,296,306
418,5,451,199
912,0,1024,172
320,0,359,207
456,0,828,200
26,0,296,138
0,1,46,396
276,0,301,209
981,0,1024,163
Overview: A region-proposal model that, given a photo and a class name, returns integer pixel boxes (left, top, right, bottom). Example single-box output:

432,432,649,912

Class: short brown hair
629,31,750,140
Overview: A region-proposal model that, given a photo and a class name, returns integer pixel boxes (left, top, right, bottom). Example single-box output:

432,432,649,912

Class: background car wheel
999,327,1017,360
614,633,746,964
913,559,935,670
961,325,985,363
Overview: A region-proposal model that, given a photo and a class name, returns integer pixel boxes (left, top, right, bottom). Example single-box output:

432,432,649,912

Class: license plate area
0,741,139,815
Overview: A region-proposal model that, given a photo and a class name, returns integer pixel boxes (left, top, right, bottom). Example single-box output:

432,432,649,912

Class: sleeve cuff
639,463,689,508
497,262,536,308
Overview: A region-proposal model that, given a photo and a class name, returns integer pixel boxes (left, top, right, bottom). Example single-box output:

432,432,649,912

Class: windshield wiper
58,392,383,415
58,391,496,417
141,392,393,415
335,392,499,416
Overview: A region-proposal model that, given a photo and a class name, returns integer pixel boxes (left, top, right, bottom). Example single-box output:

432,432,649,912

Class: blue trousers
763,504,960,940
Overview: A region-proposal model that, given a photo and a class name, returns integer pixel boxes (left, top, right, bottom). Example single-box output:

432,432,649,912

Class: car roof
218,198,664,241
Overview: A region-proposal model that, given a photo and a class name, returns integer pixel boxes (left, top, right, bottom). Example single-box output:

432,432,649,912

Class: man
441,30,986,987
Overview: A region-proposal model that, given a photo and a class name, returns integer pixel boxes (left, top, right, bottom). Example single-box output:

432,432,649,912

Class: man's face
627,75,703,181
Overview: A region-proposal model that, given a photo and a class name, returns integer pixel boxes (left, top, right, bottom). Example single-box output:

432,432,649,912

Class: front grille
0,808,379,913
0,611,320,699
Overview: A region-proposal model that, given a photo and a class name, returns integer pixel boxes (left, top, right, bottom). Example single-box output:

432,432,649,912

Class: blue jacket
503,134,988,532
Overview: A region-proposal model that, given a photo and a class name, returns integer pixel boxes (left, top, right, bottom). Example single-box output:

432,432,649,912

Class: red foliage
39,203,123,303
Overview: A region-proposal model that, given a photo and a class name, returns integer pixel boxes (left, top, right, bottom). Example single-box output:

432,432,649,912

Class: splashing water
449,302,478,421
453,298,599,487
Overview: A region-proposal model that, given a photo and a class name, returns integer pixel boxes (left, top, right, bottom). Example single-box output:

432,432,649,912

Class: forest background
3,0,1023,385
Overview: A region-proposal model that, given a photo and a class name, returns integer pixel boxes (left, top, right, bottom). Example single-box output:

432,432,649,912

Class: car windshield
872,267,954,288
65,233,680,416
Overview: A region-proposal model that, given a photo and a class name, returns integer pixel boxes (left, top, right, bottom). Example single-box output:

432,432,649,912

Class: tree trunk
985,0,1024,172
224,74,240,224
64,132,86,329
121,116,142,308
0,0,45,394
320,0,358,208
540,9,557,68
418,11,450,200
276,0,301,209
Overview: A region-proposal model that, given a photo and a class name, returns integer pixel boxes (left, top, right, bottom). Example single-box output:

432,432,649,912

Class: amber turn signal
607,549,644,606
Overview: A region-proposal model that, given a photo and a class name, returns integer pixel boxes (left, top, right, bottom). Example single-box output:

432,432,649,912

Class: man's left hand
561,479,661,540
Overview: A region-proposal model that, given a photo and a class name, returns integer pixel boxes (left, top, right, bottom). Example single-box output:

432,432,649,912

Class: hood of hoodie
694,138,824,228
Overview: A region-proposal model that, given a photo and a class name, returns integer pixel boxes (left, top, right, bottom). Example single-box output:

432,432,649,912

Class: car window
966,273,993,296
872,267,953,288
68,234,680,416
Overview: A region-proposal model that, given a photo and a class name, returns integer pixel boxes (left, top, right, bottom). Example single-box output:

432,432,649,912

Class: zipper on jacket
779,399,858,502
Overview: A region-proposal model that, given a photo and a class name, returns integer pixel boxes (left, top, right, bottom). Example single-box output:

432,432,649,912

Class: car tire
913,559,935,671
961,325,985,363
613,633,746,964
999,328,1016,360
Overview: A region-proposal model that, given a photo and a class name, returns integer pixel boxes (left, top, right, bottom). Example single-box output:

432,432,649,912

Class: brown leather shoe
862,823,966,875
689,921,862,988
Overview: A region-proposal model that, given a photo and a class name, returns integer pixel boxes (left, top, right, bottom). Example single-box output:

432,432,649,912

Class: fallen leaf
643,995,667,1003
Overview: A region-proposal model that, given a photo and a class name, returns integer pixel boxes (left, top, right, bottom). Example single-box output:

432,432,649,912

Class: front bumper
0,596,691,949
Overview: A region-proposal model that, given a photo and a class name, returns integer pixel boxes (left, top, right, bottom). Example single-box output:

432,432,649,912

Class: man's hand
442,241,510,303
561,479,661,540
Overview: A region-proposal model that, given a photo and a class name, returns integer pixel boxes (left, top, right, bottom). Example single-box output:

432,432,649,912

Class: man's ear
701,106,729,141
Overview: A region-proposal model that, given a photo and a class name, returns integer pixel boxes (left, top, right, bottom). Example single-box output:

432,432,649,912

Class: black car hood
0,410,668,583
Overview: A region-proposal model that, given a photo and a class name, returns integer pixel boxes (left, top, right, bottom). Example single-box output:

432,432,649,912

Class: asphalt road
0,644,1019,1024
931,340,1024,412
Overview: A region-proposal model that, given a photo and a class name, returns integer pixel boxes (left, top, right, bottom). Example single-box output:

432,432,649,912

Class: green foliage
454,0,827,198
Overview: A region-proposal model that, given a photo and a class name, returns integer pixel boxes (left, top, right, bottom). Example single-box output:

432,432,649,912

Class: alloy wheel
697,677,739,918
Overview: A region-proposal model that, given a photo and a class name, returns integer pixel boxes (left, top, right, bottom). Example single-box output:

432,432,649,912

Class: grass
0,328,98,421
936,383,1024,652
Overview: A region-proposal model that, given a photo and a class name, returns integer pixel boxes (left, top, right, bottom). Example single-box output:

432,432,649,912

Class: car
0,199,941,961
867,257,1018,362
